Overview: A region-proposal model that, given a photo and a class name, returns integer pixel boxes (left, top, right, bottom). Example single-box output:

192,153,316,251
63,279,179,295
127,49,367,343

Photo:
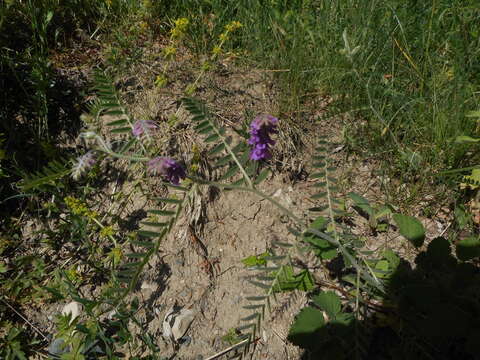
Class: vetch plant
248,114,278,160
147,157,186,185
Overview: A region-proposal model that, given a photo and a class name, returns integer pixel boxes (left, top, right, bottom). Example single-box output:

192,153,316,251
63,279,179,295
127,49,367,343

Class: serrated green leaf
392,213,425,247
312,291,341,318
242,252,270,267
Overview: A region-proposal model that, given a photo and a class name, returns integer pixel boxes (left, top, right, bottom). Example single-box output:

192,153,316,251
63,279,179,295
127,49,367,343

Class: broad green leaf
374,260,390,278
312,291,341,318
288,307,325,348
382,249,400,269
392,213,425,247
456,236,480,261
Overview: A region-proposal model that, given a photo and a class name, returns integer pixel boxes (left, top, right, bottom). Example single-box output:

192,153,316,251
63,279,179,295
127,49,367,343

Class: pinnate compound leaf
312,291,341,318
288,307,325,348
392,213,425,247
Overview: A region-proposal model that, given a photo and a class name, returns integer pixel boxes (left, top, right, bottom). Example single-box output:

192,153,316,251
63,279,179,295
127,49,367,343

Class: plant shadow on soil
292,237,480,360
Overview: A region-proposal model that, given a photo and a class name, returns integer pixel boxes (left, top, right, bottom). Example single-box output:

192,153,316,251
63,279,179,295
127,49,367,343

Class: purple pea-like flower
148,157,186,185
248,114,278,161
132,120,158,138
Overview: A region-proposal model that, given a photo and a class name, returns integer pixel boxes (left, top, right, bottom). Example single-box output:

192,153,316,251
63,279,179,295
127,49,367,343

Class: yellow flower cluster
139,21,149,32
155,74,168,88
100,225,115,238
219,21,243,43
170,18,189,39
212,46,222,55
225,21,243,32
163,45,177,59
64,196,97,219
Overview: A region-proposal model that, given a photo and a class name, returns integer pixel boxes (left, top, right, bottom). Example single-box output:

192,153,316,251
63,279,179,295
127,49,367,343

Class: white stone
61,301,82,324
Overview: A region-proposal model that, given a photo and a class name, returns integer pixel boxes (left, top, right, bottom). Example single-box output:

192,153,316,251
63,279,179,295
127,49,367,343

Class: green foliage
392,213,425,248
348,192,392,231
0,325,31,360
241,251,270,267
456,236,480,261
17,157,71,192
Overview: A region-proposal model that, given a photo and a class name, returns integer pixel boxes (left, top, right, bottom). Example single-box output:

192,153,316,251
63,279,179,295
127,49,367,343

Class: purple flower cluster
132,120,158,138
248,114,278,160
148,157,186,185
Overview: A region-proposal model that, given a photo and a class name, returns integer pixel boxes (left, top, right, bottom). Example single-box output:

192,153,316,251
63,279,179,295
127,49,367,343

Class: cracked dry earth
137,179,311,360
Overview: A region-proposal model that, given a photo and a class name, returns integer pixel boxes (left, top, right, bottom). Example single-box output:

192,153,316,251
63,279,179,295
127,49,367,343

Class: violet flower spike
248,114,278,161
72,151,96,180
132,120,158,138
148,157,186,185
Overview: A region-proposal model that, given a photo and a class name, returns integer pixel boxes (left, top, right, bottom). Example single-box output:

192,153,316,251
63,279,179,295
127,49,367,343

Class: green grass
154,0,480,177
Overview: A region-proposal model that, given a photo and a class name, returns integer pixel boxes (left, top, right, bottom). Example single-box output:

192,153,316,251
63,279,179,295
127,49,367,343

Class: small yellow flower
185,84,197,95
142,0,152,8
212,46,222,56
139,21,149,32
219,32,229,42
104,0,112,8
201,60,212,71
225,21,242,32
155,74,168,88
100,225,115,238
171,18,189,39
162,45,177,58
